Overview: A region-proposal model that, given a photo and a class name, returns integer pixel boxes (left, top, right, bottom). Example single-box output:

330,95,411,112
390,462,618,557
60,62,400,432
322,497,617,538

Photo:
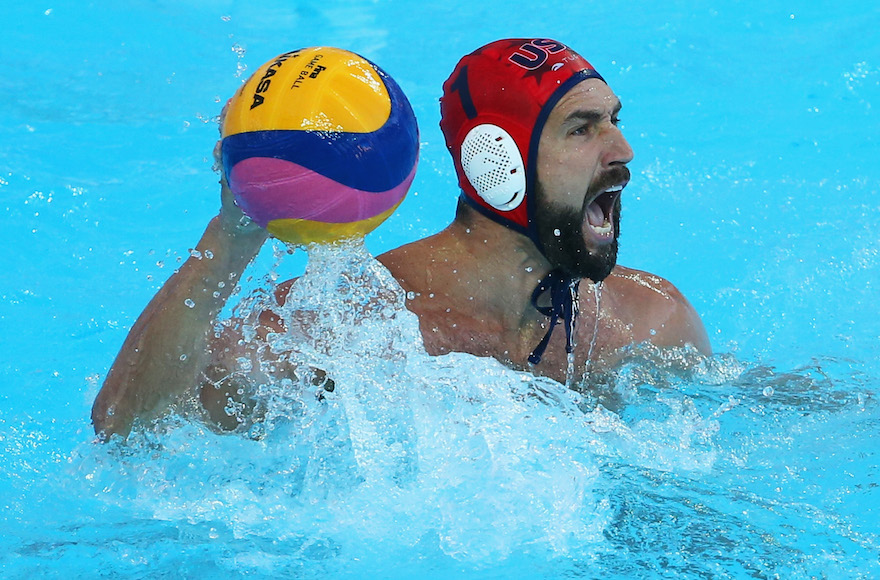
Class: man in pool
92,38,710,439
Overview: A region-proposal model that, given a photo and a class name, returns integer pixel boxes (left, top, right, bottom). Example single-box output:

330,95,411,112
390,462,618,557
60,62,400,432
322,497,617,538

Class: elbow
90,385,132,443
686,310,712,356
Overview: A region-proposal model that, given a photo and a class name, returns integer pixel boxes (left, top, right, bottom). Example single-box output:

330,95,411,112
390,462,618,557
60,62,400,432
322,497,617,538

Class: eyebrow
563,101,623,124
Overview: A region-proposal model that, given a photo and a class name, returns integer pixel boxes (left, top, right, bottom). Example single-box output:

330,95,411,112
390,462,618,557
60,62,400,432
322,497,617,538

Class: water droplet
554,229,561,237
248,422,265,440
179,354,188,361
406,291,416,300
184,298,195,308
762,386,774,397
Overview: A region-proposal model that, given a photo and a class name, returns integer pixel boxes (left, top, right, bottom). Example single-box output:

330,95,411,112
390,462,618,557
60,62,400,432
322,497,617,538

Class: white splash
75,240,724,568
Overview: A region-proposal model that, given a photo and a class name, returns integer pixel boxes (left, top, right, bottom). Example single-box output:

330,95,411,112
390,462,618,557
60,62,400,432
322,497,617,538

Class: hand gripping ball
220,47,419,245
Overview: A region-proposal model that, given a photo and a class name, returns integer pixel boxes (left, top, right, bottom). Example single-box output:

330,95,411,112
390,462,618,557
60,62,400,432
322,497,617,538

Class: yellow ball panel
222,47,391,137
265,200,402,246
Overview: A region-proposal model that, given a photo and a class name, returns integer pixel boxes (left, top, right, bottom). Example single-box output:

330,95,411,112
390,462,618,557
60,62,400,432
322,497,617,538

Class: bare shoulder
377,240,417,277
603,266,711,354
605,265,685,302
377,235,444,293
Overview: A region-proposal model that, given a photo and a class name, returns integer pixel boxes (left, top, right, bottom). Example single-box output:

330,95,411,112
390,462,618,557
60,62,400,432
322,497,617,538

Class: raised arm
91,173,269,440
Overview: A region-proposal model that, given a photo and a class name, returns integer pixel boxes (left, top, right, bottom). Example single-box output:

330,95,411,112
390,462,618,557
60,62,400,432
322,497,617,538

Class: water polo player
380,38,709,375
92,39,710,440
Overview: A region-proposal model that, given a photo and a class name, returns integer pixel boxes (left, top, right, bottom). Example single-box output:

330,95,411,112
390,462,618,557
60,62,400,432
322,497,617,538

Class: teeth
586,184,622,238
590,222,613,235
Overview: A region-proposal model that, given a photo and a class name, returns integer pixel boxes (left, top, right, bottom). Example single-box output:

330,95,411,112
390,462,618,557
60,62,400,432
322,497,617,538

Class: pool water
2,1,879,578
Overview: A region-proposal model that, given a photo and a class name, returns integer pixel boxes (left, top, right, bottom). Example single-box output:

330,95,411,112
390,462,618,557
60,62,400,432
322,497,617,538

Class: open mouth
584,183,624,241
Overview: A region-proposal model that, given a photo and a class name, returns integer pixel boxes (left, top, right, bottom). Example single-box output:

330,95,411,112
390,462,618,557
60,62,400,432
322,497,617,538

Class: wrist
204,215,268,268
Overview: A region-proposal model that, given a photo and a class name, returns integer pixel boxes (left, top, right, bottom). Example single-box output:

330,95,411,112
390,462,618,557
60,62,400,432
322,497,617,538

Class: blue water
2,1,879,578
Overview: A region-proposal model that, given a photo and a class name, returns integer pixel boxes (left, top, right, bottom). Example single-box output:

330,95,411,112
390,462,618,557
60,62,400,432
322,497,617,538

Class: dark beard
533,170,625,282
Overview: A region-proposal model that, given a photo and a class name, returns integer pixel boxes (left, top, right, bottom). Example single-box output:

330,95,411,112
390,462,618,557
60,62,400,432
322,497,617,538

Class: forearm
92,215,267,439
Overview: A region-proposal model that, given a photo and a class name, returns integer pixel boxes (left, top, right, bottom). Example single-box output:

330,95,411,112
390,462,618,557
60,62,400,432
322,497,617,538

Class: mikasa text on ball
221,47,419,245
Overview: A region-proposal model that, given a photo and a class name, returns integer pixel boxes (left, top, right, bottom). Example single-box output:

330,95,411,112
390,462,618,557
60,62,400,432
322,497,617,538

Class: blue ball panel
222,71,418,193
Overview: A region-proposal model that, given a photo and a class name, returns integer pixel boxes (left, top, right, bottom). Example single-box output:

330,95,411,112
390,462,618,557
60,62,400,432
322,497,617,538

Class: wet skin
93,80,710,439
378,79,708,385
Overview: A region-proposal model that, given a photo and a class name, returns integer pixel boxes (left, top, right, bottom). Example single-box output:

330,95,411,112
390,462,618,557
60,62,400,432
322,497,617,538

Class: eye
570,122,594,137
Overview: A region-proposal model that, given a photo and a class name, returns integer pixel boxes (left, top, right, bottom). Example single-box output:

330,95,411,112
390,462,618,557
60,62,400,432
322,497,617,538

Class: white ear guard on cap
460,124,526,211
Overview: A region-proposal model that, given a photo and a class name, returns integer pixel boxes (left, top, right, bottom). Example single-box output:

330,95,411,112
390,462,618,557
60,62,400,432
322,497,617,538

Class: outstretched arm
91,175,269,440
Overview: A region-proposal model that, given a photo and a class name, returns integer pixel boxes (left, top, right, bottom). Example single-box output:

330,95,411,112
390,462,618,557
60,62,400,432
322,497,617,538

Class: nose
602,125,634,168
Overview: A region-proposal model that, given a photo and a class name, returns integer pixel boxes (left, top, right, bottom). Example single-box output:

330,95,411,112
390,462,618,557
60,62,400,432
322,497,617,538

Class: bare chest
406,293,634,385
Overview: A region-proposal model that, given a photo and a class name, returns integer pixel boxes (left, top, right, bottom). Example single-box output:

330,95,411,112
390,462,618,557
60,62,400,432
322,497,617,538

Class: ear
461,124,526,211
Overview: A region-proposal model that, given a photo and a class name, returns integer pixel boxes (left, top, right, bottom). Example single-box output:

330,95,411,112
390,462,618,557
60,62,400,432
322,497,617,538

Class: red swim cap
440,39,604,241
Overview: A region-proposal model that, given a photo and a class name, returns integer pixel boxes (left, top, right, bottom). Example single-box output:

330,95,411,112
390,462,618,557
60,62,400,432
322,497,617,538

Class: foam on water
1,240,874,577
61,242,743,576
